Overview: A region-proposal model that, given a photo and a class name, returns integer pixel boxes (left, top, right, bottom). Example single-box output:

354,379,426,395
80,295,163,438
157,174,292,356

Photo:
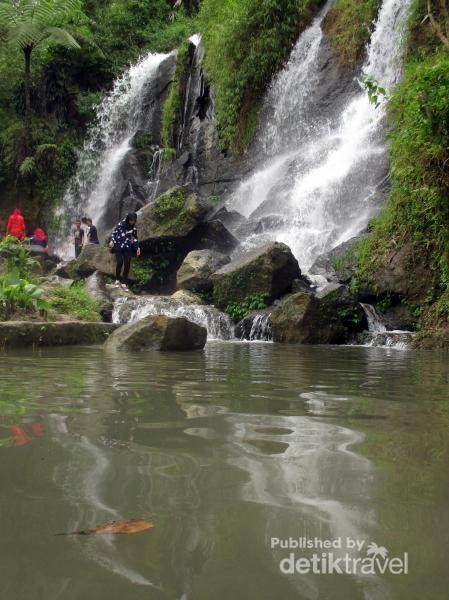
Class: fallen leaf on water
61,519,154,535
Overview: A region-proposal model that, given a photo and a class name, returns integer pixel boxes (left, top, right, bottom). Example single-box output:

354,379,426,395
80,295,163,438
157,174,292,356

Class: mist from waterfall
228,0,413,272
57,52,169,254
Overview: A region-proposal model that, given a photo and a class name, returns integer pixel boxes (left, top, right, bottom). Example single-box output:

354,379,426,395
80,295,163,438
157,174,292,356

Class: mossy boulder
177,249,230,292
317,284,367,342
0,321,117,349
271,285,366,344
271,292,320,344
138,186,208,242
104,315,207,352
357,242,434,302
212,242,301,310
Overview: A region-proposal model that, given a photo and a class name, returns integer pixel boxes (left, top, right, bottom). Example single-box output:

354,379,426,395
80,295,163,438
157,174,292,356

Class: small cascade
234,311,273,342
360,303,387,333
147,149,164,201
112,296,235,341
248,313,273,342
360,303,414,349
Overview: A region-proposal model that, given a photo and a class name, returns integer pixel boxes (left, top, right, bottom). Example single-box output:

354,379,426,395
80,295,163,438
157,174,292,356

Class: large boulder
271,292,320,344
0,321,117,349
171,289,205,305
104,315,207,352
177,249,230,292
309,233,368,284
208,206,246,232
271,285,366,345
212,242,301,310
85,272,114,322
76,244,136,281
191,220,239,254
54,259,78,279
359,242,434,302
137,186,208,243
317,284,367,342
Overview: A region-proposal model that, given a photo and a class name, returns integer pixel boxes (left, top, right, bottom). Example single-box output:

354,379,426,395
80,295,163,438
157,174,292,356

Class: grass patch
323,0,381,70
161,42,191,152
49,281,100,321
198,0,321,153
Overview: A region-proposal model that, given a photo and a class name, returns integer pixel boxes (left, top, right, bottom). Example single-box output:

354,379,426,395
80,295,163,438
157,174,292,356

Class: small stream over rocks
112,296,235,341
359,303,414,349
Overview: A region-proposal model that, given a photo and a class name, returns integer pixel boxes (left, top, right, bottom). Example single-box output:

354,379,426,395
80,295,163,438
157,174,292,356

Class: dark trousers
75,244,82,258
115,249,133,283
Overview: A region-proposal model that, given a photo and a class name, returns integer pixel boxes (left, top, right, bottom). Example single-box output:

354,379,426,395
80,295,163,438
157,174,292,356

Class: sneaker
121,283,128,290
114,280,121,287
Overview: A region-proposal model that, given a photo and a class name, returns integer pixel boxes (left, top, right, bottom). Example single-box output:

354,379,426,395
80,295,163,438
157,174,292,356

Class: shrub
130,253,171,293
0,269,47,320
49,281,100,321
0,236,38,280
225,293,268,322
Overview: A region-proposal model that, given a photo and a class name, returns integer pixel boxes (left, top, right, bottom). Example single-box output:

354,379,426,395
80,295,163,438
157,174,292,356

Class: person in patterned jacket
109,212,141,289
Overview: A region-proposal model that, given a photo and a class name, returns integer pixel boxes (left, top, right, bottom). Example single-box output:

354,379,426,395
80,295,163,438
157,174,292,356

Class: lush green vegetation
0,235,37,279
49,280,100,320
0,0,197,231
355,0,449,328
0,268,47,320
225,293,268,322
323,0,381,69
198,0,321,152
161,41,191,152
0,237,47,319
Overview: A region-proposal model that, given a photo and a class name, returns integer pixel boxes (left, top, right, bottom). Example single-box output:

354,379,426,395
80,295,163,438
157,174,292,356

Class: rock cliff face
114,41,244,219
103,54,178,229
156,42,244,200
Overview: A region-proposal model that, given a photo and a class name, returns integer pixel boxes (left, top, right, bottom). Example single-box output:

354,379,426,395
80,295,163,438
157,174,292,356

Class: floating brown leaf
63,519,154,535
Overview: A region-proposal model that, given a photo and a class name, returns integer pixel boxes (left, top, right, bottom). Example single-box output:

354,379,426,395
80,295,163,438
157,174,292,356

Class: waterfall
360,303,387,333
112,296,235,341
248,313,273,342
58,52,170,251
360,303,414,349
228,0,412,272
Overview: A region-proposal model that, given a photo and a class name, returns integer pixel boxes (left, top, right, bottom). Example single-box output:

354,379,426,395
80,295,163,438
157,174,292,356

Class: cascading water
360,303,414,349
58,52,171,252
228,0,412,272
112,296,235,341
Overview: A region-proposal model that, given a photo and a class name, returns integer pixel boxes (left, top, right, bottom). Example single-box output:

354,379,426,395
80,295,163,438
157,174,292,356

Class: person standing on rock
109,212,141,289
72,219,84,258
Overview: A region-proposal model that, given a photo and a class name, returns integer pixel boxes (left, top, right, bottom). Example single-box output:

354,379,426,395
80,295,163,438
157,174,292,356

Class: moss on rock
212,242,301,310
323,0,381,70
138,186,208,242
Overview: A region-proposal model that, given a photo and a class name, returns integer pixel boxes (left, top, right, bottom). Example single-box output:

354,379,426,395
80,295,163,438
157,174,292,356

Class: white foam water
58,52,170,254
112,296,235,341
228,0,413,271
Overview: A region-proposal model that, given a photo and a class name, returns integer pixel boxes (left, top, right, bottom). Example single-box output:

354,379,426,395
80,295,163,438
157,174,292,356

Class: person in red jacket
30,227,48,252
6,208,26,240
